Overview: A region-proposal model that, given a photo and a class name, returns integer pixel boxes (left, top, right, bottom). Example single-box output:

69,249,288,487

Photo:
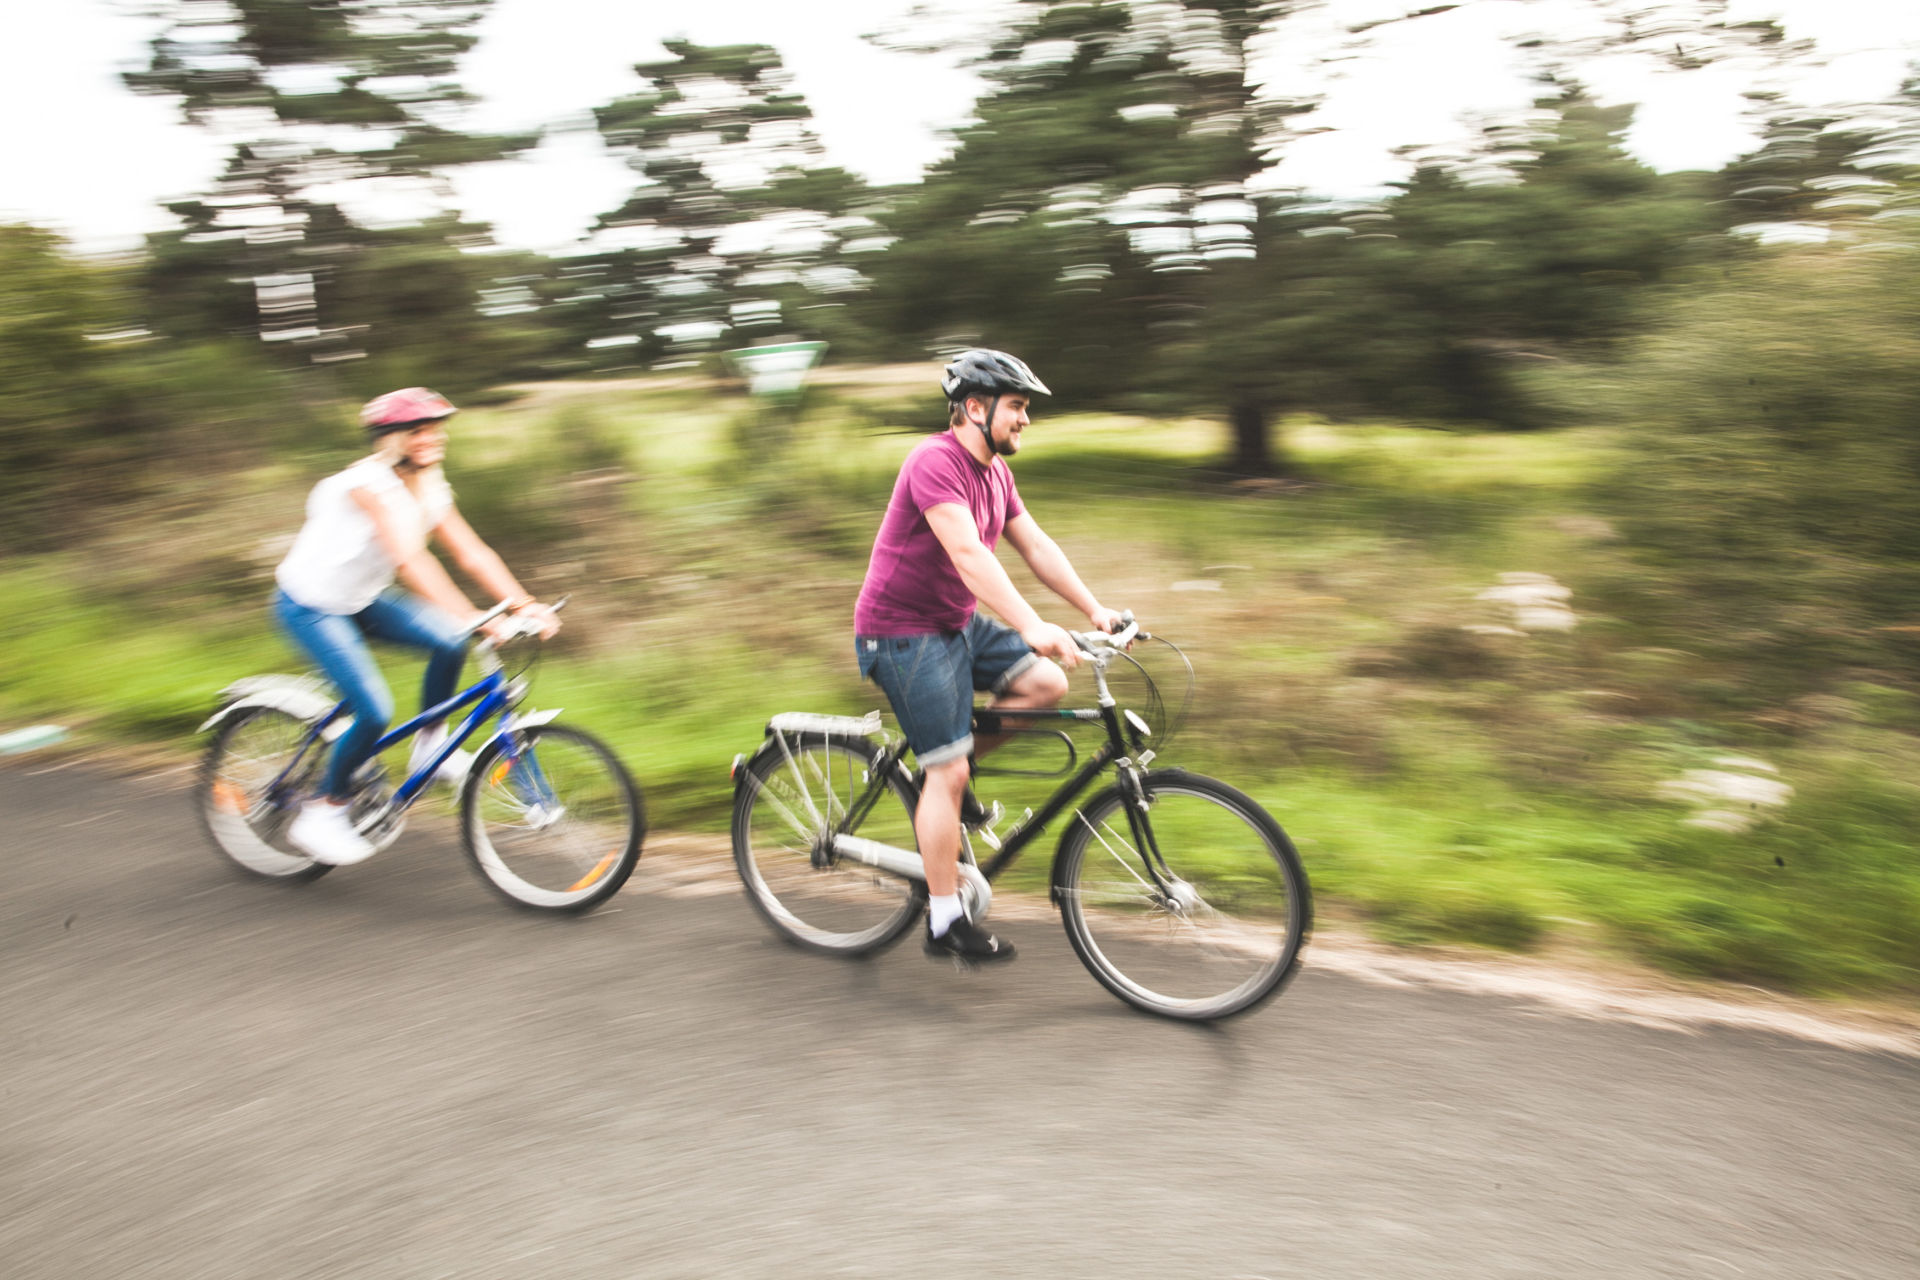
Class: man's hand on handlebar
1076,608,1137,652
1022,621,1082,669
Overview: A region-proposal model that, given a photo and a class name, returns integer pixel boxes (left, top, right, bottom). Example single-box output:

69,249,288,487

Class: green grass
4,367,1917,1002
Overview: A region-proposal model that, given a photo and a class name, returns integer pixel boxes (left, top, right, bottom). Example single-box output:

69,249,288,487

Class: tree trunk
1229,399,1281,477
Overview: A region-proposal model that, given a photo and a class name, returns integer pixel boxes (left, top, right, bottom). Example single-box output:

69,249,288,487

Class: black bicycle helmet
941,349,1052,404
942,349,1050,455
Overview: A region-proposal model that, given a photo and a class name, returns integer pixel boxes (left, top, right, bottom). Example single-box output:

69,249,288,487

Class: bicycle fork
1109,757,1193,910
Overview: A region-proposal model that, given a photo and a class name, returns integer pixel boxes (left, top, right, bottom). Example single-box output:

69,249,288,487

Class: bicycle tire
460,724,644,913
731,733,926,956
198,705,332,883
1053,768,1310,1021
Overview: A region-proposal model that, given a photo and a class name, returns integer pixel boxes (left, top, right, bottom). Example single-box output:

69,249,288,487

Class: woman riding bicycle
271,387,558,867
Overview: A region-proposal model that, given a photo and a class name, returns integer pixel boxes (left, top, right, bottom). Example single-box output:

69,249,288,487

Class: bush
1585,239,1920,688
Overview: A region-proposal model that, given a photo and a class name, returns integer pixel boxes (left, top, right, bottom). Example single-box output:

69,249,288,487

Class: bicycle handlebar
1069,609,1139,654
466,594,570,648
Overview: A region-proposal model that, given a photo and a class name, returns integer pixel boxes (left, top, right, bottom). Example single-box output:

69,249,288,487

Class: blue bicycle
197,597,644,912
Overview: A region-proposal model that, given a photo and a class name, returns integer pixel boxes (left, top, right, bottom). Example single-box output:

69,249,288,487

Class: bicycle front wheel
461,725,644,913
1054,769,1310,1021
732,734,926,955
199,706,330,882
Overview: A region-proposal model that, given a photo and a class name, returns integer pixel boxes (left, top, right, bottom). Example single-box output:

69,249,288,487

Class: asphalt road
3,763,1916,1280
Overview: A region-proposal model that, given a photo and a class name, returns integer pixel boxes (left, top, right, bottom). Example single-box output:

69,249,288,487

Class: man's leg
970,613,1070,760
915,755,969,899
857,632,974,900
976,655,1069,759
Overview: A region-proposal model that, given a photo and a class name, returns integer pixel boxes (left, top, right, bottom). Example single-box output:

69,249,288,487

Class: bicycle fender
197,676,339,735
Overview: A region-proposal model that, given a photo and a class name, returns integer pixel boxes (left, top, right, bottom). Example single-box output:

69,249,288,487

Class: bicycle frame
265,662,527,816
781,644,1180,901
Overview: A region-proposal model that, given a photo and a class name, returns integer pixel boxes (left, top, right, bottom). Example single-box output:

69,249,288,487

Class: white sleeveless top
275,457,454,614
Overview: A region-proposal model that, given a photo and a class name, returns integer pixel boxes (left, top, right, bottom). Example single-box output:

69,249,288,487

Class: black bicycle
728,616,1311,1021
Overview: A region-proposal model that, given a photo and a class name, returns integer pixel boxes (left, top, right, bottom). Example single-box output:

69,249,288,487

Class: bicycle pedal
960,794,1000,829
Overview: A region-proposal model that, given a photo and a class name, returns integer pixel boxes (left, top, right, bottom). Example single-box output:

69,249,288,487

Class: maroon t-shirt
854,431,1026,636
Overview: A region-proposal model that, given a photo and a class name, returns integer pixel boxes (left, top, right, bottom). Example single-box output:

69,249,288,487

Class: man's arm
1003,512,1123,632
924,503,1079,666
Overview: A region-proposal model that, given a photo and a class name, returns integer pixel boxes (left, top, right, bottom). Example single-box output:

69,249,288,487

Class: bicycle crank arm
828,834,994,920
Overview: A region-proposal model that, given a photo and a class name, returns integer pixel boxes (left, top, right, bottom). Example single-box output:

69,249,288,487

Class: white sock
929,894,964,937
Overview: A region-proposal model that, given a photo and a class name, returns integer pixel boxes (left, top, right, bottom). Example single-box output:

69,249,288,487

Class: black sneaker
924,916,1017,964
910,770,998,830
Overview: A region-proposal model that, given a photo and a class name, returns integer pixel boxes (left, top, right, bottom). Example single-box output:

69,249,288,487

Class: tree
0,227,120,529
578,39,879,366
869,2,1766,460
868,0,1317,470
1310,92,1721,428
125,0,536,385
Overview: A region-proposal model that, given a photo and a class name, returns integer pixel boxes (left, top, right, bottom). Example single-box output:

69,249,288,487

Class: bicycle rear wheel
732,734,925,955
198,706,330,882
1053,769,1310,1021
461,725,644,912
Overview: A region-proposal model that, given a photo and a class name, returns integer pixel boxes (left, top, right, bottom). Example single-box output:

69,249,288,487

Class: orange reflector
212,781,247,814
491,761,512,787
568,853,619,892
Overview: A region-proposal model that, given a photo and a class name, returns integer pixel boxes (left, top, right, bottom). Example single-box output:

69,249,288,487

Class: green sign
727,341,828,398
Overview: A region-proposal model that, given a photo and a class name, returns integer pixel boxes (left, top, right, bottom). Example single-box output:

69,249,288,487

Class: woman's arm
433,506,560,637
431,507,530,607
350,486,479,622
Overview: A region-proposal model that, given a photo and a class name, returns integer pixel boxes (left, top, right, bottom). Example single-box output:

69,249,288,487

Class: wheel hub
1163,878,1201,913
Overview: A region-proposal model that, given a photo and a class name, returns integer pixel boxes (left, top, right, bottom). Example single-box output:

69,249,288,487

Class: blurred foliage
1579,234,1920,693
553,39,884,370
124,1,539,389
857,2,1720,470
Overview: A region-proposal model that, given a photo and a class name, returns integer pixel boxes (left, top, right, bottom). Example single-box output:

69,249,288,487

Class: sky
1,0,1916,256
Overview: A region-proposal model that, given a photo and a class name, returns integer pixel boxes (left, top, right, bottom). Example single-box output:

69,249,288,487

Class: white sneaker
409,725,474,789
522,802,566,830
287,800,377,866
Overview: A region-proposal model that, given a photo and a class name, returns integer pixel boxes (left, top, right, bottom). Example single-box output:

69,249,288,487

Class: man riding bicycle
854,349,1124,963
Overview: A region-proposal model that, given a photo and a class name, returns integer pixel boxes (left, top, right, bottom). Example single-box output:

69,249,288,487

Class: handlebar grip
1071,619,1140,652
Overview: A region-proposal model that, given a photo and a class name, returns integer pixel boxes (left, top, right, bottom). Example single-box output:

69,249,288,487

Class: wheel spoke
1058,773,1307,1020
733,737,922,955
1076,811,1159,895
201,708,328,880
463,726,642,912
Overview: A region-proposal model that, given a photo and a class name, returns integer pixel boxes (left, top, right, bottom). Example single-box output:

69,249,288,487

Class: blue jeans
272,588,467,799
855,613,1038,767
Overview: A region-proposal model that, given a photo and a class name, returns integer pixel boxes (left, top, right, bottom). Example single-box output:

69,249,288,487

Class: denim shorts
855,614,1039,767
